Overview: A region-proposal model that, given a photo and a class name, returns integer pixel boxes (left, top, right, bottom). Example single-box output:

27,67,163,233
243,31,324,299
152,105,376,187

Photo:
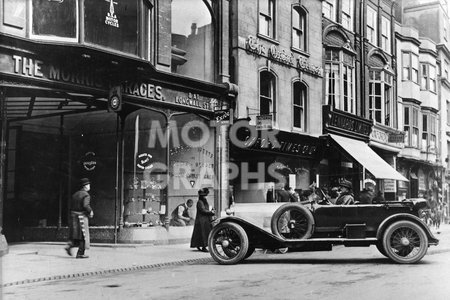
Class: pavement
1,224,449,288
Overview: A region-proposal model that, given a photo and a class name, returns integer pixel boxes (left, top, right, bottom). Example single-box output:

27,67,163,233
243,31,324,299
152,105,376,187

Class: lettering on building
244,35,323,77
122,82,163,101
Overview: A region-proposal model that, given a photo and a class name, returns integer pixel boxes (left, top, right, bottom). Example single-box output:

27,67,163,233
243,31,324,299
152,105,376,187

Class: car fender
376,213,439,245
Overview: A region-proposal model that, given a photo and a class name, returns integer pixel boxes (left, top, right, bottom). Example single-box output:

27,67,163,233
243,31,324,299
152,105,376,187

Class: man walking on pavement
65,178,94,258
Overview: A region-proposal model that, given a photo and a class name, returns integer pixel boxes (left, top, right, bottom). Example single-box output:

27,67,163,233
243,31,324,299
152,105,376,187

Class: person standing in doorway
190,188,215,252
65,178,93,259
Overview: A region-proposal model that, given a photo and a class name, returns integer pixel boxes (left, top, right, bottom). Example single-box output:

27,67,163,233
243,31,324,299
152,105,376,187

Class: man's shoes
64,246,72,256
76,254,89,259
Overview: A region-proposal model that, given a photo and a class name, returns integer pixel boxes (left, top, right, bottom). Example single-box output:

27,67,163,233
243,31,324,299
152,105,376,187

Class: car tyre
244,246,255,259
376,242,388,257
208,222,249,265
271,203,314,240
382,220,428,264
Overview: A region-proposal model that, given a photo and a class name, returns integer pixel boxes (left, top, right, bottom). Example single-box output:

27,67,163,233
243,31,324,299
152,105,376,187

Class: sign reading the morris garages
1,52,222,112
244,35,323,77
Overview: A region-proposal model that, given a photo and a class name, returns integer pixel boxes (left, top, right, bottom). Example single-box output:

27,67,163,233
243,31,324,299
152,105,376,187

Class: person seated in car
335,179,355,205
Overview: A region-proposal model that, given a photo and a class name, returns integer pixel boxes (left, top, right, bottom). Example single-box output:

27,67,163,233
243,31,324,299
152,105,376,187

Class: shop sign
384,179,396,193
1,53,106,89
256,114,273,130
244,35,323,77
236,126,320,158
82,151,97,171
370,127,405,148
214,110,231,125
389,133,405,143
323,106,372,139
122,82,222,112
137,153,153,170
105,0,119,28
1,52,223,113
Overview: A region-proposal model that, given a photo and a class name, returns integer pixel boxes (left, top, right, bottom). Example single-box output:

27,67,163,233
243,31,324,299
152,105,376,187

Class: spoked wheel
382,221,428,264
271,203,314,240
208,222,249,265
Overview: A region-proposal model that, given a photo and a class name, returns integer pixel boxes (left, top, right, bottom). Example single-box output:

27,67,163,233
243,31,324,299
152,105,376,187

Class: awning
330,134,409,181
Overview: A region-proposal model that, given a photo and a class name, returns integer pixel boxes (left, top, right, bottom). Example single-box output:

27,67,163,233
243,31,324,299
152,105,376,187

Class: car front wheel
208,222,249,265
382,220,428,264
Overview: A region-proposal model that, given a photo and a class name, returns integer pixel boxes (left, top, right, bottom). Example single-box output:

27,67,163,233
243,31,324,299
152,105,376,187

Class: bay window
31,0,78,41
368,70,393,126
325,49,355,114
404,105,420,148
422,113,437,152
402,52,419,83
171,0,214,82
420,63,437,92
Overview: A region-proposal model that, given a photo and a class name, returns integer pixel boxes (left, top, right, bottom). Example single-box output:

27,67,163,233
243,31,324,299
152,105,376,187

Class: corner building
0,0,235,243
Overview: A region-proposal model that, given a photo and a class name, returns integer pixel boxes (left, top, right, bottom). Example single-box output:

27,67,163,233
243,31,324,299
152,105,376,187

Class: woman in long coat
190,188,215,252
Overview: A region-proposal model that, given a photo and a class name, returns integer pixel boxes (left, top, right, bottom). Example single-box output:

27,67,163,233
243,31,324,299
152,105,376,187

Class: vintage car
207,198,439,265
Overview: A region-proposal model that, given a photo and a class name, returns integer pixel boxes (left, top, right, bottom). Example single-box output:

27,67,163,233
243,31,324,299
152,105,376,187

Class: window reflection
32,0,77,39
171,0,214,82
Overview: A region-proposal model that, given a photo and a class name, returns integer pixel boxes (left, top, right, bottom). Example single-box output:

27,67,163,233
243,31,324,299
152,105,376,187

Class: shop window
368,70,393,126
367,6,377,46
402,52,419,83
259,0,276,38
168,114,216,227
123,110,168,227
292,6,307,52
31,0,78,41
404,105,420,148
84,0,138,55
171,0,214,82
341,0,353,31
420,63,437,92
260,70,276,119
293,81,306,130
325,49,355,114
322,0,336,22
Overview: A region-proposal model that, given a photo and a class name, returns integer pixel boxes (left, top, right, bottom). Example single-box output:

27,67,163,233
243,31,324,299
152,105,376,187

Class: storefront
0,40,230,243
321,105,408,198
229,121,323,203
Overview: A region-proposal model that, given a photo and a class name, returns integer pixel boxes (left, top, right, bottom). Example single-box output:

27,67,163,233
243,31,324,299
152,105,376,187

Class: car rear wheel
382,220,428,264
208,222,249,265
271,203,314,240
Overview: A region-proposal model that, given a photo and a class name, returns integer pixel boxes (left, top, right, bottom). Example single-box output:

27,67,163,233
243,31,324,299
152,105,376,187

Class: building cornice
395,32,421,47
419,47,438,57
437,43,450,59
